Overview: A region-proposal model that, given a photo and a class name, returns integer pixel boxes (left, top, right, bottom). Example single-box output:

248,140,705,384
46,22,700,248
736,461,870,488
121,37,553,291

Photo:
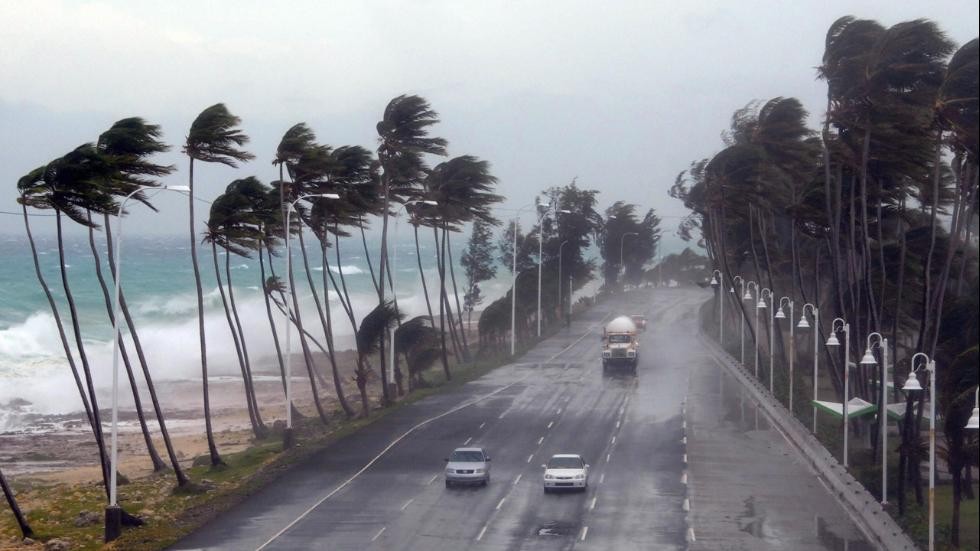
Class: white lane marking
463,436,472,445
682,436,687,445
611,436,617,445
589,496,597,510
580,526,589,541
547,420,554,429
478,422,486,429
257,312,613,551
606,453,611,463
681,472,688,485
616,420,621,429
476,524,488,541
619,407,625,416
400,498,414,511
683,453,688,464
514,474,523,485
427,473,439,485
556,408,562,415
683,498,690,511
537,436,545,445
527,454,534,463
599,473,606,484
682,419,687,430
687,527,697,543
498,410,509,419
496,497,506,510
371,526,386,542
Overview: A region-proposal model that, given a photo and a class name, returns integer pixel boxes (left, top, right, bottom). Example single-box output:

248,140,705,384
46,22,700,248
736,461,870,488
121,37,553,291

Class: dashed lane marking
371,526,386,542
427,474,439,485
683,498,690,512
547,421,554,429
606,453,611,463
496,497,506,510
681,472,688,485
400,498,414,511
611,436,616,445
599,473,606,484
514,474,522,485
580,526,589,541
478,422,486,429
687,527,697,543
589,496,597,511
527,454,534,463
476,524,488,541
463,437,472,445
537,436,544,445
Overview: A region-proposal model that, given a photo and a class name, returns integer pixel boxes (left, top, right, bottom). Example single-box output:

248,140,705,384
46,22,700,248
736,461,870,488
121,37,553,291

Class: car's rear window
547,456,583,469
450,450,484,462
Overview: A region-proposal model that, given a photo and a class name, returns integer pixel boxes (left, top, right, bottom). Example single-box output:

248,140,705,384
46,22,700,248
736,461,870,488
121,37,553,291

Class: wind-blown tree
354,301,403,415
600,201,661,290
183,103,254,466
376,95,448,395
1,466,31,538
394,315,440,391
461,219,496,328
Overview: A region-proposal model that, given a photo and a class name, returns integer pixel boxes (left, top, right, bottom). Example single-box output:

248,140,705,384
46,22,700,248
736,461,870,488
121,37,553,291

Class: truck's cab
602,316,639,371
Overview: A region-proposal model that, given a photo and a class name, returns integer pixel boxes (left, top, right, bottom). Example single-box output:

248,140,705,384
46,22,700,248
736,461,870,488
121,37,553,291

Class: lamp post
902,353,935,551
798,303,819,432
710,270,724,347
557,239,569,322
826,317,851,467
967,389,980,430
744,281,759,373
860,332,888,505
732,276,745,364
537,205,571,337
284,193,339,447
511,203,534,355
776,297,794,408
757,287,773,382
389,199,438,391
106,185,190,542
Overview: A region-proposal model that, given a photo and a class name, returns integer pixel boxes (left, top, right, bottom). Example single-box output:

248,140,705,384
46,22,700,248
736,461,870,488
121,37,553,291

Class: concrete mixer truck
601,315,639,371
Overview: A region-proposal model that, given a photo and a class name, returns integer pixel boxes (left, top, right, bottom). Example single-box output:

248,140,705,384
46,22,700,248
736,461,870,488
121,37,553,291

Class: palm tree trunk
85,214,166,471
188,159,222,466
414,224,435,320
103,214,188,485
0,467,32,538
258,243,287,395
436,226,452,380
211,241,262,437
56,211,111,495
295,231,330,388
917,136,943,353
225,250,267,434
446,232,471,361
321,242,356,417
20,203,94,434
285,231,329,424
434,226,463,360
859,129,881,333
359,219,381,297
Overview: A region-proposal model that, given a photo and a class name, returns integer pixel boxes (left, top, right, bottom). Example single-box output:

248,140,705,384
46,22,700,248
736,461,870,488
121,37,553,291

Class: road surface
174,288,873,550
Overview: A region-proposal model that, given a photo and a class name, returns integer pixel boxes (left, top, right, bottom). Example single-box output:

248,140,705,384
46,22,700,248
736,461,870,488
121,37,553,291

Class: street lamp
557,239,569,323
389,199,438,391
826,317,851,467
732,276,745,365
902,353,935,551
777,297,794,408
284,192,340,447
757,287,773,382
511,203,535,355
967,389,980,430
797,303,819,432
860,332,889,505
107,184,190,541
710,269,724,347
537,203,571,337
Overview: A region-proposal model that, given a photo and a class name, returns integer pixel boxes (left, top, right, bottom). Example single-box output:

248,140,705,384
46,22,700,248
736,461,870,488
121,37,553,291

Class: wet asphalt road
173,288,873,551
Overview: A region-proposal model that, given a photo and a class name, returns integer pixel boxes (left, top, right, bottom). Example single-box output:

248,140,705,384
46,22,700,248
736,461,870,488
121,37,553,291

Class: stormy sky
1,0,977,245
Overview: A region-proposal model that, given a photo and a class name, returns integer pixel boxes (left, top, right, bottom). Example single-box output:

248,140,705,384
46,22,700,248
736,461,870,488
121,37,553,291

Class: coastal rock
44,538,72,551
73,510,100,527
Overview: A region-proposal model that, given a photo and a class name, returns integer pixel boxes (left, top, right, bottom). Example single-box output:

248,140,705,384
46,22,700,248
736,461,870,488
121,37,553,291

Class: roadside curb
698,332,918,551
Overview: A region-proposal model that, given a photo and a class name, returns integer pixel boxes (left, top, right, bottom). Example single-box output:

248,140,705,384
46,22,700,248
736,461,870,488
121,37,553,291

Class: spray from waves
311,265,365,275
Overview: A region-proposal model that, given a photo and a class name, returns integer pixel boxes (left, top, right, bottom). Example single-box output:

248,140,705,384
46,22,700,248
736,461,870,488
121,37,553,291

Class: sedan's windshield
608,334,631,344
450,450,485,462
547,456,583,469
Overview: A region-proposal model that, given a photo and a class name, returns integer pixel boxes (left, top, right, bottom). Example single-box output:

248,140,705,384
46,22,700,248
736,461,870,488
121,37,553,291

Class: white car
542,454,589,493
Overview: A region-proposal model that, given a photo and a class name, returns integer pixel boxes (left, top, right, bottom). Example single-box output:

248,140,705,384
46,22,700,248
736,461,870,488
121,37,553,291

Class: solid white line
400,498,414,511
478,422,486,429
580,526,589,541
514,474,523,485
547,420,554,429
537,436,544,445
371,526,386,542
599,473,606,484
683,498,690,512
476,524,488,541
427,473,439,485
256,312,613,551
496,497,506,510
527,454,534,463
589,496,597,510
463,437,472,445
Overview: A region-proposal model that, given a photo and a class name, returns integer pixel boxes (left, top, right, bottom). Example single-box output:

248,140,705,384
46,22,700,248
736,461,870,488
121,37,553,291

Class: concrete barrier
700,333,918,551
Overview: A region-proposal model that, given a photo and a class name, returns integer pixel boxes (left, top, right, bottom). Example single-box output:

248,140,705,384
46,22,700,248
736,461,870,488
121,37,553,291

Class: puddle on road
536,520,579,537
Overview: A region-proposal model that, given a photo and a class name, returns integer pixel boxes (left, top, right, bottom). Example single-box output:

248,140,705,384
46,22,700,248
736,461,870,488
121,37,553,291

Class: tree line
671,16,977,547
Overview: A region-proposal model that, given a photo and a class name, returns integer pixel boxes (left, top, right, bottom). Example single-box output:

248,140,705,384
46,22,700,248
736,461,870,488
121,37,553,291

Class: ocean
0,229,510,432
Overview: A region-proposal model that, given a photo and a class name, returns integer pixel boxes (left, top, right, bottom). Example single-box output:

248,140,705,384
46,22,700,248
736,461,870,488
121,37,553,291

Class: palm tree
183,103,255,466
394,315,440,391
1,466,32,538
354,301,403,415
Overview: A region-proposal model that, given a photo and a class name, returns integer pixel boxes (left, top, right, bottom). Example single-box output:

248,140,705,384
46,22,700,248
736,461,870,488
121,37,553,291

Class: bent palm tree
355,301,404,415
183,103,254,466
1,466,32,538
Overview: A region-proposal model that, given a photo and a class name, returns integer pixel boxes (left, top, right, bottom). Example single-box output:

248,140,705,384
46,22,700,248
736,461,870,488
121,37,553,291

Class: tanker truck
601,316,639,371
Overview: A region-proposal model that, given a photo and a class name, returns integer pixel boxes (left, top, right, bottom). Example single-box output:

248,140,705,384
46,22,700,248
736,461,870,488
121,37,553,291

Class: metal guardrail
699,332,919,551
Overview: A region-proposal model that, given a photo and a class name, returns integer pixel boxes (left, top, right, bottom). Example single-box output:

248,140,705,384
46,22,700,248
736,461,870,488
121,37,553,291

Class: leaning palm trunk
188,160,223,466
330,232,372,417
85,214,166,471
211,241,263,437
916,137,943,353
1,466,32,538
436,226,452,380
225,250,267,434
433,227,463,360
258,244,287,394
359,219,381,297
320,242,356,417
414,224,435,320
286,232,330,423
446,232,471,361
56,211,111,495
103,213,188,485
20,204,94,432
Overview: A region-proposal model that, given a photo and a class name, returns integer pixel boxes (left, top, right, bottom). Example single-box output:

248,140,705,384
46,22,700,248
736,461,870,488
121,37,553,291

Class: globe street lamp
107,184,190,542
710,270,724,347
860,332,889,505
826,317,851,467
776,297,794,408
902,352,935,551
797,302,819,432
284,193,339,447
